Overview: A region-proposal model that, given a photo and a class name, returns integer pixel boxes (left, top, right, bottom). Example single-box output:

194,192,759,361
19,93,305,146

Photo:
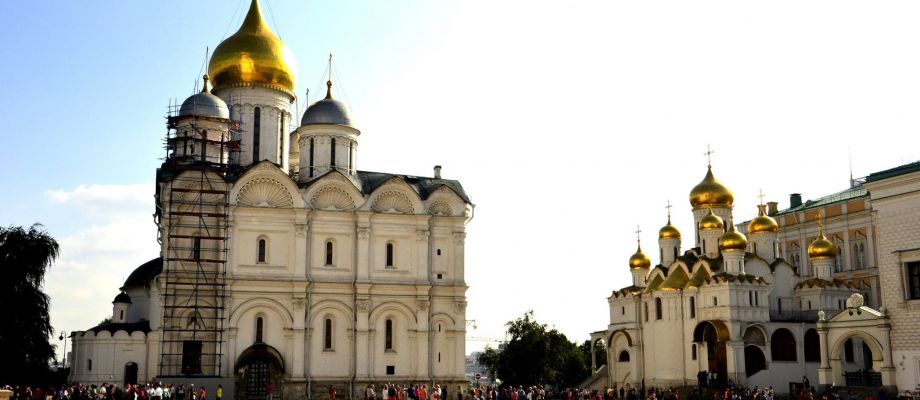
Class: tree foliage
579,339,607,370
477,311,589,388
0,224,60,383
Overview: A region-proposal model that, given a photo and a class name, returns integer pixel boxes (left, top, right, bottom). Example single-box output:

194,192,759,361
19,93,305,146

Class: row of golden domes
208,0,297,97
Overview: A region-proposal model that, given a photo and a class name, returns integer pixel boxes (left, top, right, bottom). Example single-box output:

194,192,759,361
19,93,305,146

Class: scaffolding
155,101,241,377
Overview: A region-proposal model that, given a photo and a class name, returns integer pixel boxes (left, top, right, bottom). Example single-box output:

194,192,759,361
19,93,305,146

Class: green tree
579,339,607,370
0,224,60,383
477,311,590,388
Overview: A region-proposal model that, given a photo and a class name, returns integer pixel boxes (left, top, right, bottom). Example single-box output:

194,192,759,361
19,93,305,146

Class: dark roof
113,292,132,304
302,170,471,204
123,257,162,288
88,320,151,335
775,185,868,215
865,161,920,183
613,285,643,297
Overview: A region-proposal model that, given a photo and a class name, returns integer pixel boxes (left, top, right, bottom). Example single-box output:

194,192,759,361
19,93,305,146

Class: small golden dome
629,243,651,270
748,204,779,234
208,0,296,97
699,208,724,230
659,216,681,240
719,223,748,252
689,166,734,209
808,223,837,259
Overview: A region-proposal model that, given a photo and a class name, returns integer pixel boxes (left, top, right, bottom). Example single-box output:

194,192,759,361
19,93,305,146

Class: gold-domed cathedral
68,1,474,399
586,162,901,394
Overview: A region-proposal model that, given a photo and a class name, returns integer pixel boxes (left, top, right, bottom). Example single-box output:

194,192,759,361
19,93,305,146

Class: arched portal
235,343,285,400
124,362,138,386
829,332,884,387
744,346,766,377
693,320,730,386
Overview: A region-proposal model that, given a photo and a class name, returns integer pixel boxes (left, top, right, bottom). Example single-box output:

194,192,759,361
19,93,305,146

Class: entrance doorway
124,362,138,386
693,321,729,387
235,343,285,400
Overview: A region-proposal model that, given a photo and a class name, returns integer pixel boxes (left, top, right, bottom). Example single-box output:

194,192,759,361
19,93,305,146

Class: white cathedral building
68,1,473,399
590,165,902,393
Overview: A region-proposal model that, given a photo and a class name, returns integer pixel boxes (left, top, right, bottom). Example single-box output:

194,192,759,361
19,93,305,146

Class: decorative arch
368,301,418,329
829,330,884,365
236,178,295,208
607,329,634,347
770,328,797,361
371,190,415,214
427,200,453,216
431,312,457,330
310,186,356,210
229,298,294,331
425,186,466,217
692,320,731,343
742,324,767,346
744,345,767,377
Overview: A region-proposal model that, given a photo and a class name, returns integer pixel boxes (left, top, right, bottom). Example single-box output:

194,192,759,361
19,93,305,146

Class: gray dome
179,91,230,119
301,98,354,127
113,291,132,304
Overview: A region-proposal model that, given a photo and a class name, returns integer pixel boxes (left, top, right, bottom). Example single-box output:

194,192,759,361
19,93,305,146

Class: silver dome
179,91,230,119
301,98,354,127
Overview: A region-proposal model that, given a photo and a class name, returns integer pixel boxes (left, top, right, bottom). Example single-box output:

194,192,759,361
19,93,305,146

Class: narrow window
655,298,663,320
324,318,333,350
258,239,266,263
325,241,334,266
673,247,678,260
309,138,315,177
713,296,718,306
907,261,920,300
438,352,441,362
689,296,696,318
808,300,812,310
385,319,394,350
643,303,649,322
778,298,783,313
386,243,394,268
330,137,336,167
438,324,442,332
253,107,261,161
691,344,697,360
621,306,625,316
88,359,92,371
120,310,124,320
437,249,441,256
755,292,759,306
255,317,263,343
749,291,754,306
192,237,201,261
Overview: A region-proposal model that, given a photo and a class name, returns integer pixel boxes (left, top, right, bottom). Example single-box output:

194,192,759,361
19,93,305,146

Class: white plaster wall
70,331,150,386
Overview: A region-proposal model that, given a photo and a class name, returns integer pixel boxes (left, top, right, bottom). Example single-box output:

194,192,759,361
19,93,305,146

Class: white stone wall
69,331,150,386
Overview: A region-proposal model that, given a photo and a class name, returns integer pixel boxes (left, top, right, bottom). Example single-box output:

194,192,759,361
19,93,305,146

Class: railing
844,371,882,387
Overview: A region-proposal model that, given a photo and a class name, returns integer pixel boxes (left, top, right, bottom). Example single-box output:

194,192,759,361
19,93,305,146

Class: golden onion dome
208,0,296,97
689,166,734,209
808,224,837,259
748,204,779,234
719,223,748,252
659,216,681,240
628,243,651,270
699,208,724,231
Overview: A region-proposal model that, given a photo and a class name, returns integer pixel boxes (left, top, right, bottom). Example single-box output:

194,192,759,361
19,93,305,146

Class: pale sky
2,1,919,359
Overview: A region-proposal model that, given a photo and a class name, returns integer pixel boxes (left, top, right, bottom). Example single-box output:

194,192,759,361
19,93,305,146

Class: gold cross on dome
665,200,673,217
757,189,766,205
704,145,714,167
635,225,642,242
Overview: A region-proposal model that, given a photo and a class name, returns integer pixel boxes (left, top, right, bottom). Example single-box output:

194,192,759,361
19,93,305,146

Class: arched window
655,298,663,320
804,329,820,362
744,346,767,377
691,344,697,360
749,291,754,306
253,107,261,161
324,318,333,350
257,238,267,263
618,351,630,362
386,242,395,268
689,296,696,318
330,138,336,167
325,241,334,266
255,317,264,343
309,138,315,177
770,328,797,361
385,319,394,351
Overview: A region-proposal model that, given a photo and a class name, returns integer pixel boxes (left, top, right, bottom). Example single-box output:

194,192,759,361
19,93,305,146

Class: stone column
292,297,306,378
416,300,430,379
355,299,370,378
816,323,833,388
357,218,371,281
726,340,746,386
591,340,597,373
879,320,896,386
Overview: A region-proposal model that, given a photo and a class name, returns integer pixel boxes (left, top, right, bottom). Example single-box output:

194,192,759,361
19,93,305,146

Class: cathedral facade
590,164,905,393
68,1,472,399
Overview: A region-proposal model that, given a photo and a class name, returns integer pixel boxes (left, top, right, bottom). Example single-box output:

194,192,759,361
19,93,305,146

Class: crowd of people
1,382,222,400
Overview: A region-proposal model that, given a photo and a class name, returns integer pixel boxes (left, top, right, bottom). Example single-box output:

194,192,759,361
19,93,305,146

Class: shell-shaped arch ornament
237,178,294,208
371,191,415,214
428,200,453,216
310,186,356,210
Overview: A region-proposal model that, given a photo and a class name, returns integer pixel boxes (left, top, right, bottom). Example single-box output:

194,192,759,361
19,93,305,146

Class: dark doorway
235,343,285,400
694,321,728,386
861,342,873,370
744,346,766,377
124,362,138,385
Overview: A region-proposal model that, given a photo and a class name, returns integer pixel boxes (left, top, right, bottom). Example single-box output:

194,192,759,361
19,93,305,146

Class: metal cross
665,200,673,219
757,189,766,205
635,225,642,242
704,145,714,167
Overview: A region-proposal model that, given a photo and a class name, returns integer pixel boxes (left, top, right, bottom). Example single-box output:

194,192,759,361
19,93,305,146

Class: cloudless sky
2,1,920,360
